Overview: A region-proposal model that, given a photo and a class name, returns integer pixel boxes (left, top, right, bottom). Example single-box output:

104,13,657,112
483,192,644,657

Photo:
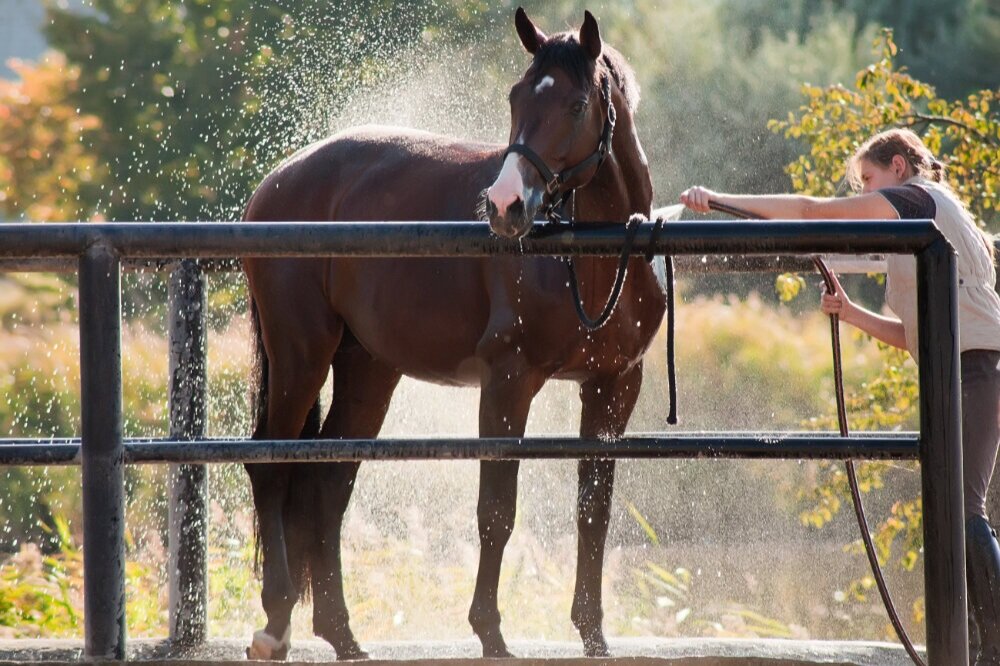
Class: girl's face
857,156,909,193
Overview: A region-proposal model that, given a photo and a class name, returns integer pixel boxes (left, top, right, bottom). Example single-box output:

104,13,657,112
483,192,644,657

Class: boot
967,515,1000,665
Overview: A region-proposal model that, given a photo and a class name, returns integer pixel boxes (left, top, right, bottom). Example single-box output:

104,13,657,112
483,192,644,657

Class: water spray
707,199,926,666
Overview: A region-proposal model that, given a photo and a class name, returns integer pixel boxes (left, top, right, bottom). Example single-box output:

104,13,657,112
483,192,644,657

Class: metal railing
0,220,967,664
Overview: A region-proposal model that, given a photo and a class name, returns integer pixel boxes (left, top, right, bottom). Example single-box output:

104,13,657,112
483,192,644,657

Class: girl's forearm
711,193,819,219
840,305,908,350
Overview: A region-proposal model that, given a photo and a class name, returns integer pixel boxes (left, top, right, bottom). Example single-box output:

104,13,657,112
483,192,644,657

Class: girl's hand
820,271,855,323
679,186,718,213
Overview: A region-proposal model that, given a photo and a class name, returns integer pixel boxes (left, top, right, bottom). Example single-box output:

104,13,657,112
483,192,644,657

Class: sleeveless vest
884,177,1000,361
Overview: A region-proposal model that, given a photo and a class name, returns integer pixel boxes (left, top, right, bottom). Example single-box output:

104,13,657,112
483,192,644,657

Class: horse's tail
248,292,321,598
249,294,269,439
248,293,268,578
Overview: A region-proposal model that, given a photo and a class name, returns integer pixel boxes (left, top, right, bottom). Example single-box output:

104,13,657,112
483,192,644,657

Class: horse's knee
478,507,515,547
476,464,519,547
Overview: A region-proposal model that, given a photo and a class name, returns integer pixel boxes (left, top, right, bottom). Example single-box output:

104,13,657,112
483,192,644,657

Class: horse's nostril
485,198,499,220
508,198,525,220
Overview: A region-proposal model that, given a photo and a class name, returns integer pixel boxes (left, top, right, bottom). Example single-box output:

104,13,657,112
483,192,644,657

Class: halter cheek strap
503,75,617,222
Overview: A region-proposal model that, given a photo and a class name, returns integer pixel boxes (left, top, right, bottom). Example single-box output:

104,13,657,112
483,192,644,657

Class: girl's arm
679,186,900,221
821,271,908,350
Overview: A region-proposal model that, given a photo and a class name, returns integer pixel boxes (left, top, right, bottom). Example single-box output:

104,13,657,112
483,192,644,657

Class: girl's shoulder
877,183,937,220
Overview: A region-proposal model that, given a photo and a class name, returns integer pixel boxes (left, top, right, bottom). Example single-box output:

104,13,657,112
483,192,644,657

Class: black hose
707,200,926,666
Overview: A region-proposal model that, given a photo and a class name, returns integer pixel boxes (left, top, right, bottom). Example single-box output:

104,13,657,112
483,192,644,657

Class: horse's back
246,126,502,223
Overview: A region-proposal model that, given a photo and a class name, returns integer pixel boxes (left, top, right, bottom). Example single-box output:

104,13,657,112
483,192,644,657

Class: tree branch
898,113,999,146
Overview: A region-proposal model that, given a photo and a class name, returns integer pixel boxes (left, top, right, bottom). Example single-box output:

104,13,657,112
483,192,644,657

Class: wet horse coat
243,9,666,660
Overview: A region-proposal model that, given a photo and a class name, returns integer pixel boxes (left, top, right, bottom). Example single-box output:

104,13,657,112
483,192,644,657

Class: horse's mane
530,33,640,113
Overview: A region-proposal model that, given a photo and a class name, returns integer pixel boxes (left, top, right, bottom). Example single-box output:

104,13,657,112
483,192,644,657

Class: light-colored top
884,177,1000,361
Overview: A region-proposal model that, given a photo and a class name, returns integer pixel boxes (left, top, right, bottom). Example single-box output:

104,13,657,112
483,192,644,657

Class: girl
681,128,1000,665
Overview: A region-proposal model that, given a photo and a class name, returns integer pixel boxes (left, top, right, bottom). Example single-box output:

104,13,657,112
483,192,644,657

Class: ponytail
848,128,995,260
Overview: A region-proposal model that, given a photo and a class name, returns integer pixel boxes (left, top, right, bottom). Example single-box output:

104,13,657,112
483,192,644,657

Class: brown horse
242,8,665,661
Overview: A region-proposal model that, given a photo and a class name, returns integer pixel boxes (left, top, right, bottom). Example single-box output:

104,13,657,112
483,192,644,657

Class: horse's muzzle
489,183,547,239
488,197,535,239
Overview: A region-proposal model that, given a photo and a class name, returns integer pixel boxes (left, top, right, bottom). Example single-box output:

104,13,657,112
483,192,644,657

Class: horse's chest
538,282,665,377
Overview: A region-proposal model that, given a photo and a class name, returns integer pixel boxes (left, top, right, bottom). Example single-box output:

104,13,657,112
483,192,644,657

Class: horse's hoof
247,629,291,661
480,636,514,659
334,641,368,661
318,632,368,661
583,635,610,658
337,647,369,661
483,647,514,659
584,643,611,658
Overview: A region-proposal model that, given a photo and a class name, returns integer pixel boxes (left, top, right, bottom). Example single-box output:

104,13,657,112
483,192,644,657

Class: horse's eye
571,100,588,116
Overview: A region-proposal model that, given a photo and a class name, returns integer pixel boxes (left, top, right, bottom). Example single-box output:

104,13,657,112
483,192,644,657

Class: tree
0,52,103,222
772,29,1000,628
42,0,504,222
721,0,1000,99
771,29,1000,229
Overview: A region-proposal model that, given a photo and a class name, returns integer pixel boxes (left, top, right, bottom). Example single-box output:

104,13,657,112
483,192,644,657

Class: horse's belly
333,259,488,387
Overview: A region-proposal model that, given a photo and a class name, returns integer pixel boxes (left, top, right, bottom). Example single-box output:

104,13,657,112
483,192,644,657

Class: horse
241,7,665,660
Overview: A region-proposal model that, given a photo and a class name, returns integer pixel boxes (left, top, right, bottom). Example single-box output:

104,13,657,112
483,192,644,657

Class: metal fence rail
0,220,965,665
0,432,921,465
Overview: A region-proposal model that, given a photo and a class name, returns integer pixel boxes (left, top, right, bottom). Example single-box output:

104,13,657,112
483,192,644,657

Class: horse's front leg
469,349,544,659
573,363,644,657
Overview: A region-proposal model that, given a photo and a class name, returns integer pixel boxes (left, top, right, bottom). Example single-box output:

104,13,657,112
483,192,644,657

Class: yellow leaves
626,501,660,546
0,51,103,222
775,272,805,302
769,27,1000,229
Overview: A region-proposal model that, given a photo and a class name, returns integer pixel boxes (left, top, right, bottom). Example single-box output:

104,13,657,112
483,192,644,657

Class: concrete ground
0,637,922,665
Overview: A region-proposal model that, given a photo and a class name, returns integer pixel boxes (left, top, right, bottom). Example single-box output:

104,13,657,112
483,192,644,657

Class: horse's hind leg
572,364,643,658
310,343,401,660
245,463,298,659
246,285,344,660
469,348,544,659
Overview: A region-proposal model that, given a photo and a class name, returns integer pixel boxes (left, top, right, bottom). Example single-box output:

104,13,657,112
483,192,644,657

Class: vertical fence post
168,259,208,645
79,243,126,660
917,237,967,665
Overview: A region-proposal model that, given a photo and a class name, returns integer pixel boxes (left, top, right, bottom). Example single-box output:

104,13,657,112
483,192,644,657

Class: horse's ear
579,10,602,60
515,7,546,54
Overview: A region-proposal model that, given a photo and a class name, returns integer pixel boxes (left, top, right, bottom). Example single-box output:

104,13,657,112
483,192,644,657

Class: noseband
503,74,616,222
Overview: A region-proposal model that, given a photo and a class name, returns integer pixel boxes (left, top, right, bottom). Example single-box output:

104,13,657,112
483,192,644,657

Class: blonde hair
846,128,943,191
847,128,995,259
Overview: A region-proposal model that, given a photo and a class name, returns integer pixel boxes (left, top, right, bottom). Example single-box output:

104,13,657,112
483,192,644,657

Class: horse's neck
575,110,651,223
571,111,655,290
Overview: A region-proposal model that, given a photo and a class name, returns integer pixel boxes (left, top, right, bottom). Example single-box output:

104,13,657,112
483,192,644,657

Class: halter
503,74,617,223
501,72,678,425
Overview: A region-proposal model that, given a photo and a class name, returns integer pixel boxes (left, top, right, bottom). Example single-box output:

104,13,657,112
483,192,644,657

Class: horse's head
485,8,620,239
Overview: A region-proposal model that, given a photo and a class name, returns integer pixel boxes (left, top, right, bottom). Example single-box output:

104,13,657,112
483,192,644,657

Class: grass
0,285,922,644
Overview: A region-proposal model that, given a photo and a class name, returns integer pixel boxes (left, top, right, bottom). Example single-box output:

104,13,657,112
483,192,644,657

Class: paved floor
0,637,922,665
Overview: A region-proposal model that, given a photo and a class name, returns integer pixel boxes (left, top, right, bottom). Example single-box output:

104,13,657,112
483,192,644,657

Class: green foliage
721,0,1000,99
0,518,80,637
770,29,1000,229
0,52,103,222
41,0,501,222
767,31,999,627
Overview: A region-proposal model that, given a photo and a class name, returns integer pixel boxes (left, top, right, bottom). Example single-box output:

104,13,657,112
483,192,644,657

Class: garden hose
707,200,926,666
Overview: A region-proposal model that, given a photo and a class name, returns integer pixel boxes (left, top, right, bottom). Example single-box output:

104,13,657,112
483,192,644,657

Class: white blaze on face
487,149,526,218
534,75,555,95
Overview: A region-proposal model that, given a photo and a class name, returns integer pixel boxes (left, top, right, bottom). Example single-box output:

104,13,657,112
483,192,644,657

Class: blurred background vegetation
0,0,998,648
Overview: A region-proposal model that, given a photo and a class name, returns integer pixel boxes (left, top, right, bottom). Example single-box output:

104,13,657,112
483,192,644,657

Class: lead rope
707,200,926,666
555,191,678,425
565,213,643,330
